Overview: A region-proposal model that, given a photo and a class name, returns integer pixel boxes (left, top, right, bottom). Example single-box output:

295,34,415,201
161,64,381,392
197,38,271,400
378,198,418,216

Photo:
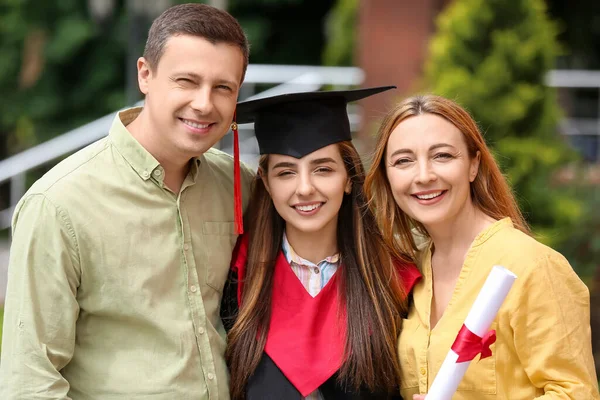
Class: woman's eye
434,152,454,160
393,158,412,166
315,167,332,174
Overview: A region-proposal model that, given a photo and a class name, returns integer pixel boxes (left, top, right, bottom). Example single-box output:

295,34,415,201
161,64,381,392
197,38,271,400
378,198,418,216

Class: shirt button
142,170,149,178
313,267,319,274
190,285,197,293
153,169,162,176
420,367,426,376
207,373,214,380
183,244,190,251
198,327,205,335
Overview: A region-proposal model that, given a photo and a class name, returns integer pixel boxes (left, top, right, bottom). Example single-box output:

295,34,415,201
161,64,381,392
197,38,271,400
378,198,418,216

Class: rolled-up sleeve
511,253,599,399
0,194,81,399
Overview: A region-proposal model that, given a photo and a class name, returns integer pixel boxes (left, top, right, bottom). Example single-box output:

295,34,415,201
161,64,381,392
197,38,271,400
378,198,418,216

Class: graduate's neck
285,222,338,265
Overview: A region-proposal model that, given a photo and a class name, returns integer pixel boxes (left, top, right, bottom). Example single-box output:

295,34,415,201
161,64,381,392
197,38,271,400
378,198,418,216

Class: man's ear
137,57,153,95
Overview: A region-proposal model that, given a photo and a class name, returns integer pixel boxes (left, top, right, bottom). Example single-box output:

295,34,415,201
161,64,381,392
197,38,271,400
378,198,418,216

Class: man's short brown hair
144,3,249,81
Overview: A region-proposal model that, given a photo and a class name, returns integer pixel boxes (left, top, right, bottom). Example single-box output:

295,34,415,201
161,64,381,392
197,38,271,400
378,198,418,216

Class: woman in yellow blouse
364,94,599,400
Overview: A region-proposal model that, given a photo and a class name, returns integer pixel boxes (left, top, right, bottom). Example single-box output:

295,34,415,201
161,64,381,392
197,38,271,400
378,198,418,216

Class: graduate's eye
276,170,295,177
314,167,333,174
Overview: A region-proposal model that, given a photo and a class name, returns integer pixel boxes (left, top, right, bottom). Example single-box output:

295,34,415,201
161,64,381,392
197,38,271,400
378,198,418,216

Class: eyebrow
172,72,200,80
389,143,456,158
309,157,337,165
271,157,338,170
271,161,297,169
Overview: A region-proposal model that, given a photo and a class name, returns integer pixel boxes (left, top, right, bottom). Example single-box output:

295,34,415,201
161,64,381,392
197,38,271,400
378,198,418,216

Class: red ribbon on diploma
451,324,496,363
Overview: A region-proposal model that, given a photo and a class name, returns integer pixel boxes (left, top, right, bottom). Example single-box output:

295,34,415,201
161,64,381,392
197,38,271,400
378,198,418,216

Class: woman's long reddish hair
226,141,412,399
364,94,529,258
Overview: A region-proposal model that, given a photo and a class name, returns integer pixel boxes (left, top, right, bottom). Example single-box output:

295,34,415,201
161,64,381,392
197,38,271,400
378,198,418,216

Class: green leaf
45,17,94,63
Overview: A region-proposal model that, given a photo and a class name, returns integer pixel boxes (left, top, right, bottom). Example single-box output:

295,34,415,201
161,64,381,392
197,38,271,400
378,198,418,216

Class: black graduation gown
221,268,404,400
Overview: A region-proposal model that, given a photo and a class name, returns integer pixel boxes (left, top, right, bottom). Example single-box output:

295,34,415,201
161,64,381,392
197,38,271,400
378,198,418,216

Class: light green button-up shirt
0,108,255,400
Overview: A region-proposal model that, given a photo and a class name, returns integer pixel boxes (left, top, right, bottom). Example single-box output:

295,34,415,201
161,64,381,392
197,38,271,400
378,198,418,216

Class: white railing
0,64,365,230
546,70,600,162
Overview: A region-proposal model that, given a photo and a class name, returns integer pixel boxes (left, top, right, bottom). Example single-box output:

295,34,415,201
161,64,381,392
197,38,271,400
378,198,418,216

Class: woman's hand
412,395,426,400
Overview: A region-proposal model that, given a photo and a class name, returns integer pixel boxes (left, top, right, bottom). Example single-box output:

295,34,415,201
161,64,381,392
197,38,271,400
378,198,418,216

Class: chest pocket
453,321,497,394
202,221,237,293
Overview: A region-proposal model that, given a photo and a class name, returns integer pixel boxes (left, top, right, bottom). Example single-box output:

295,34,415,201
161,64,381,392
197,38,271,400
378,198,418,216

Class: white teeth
416,191,443,200
296,204,320,212
182,119,210,129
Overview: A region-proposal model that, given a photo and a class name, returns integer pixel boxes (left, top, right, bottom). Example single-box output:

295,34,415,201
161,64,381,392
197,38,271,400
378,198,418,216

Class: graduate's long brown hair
365,94,530,259
226,141,412,399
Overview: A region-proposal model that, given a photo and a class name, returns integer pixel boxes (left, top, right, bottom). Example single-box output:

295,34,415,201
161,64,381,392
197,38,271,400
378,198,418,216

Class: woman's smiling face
385,113,480,230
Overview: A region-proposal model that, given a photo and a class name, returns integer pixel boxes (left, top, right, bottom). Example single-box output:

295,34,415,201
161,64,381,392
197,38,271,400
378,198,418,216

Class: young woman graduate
222,87,422,400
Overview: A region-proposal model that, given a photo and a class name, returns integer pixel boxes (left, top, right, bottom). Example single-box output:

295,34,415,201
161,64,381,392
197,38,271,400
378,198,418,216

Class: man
0,4,254,399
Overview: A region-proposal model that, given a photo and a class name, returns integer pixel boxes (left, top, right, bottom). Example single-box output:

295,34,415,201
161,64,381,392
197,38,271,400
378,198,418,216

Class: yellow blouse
399,218,599,399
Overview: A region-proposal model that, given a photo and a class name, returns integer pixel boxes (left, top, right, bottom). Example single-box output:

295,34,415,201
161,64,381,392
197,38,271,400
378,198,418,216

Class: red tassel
232,113,244,234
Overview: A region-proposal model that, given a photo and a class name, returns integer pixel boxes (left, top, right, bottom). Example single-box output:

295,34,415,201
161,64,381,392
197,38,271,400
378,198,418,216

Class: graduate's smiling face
262,144,352,239
137,34,243,160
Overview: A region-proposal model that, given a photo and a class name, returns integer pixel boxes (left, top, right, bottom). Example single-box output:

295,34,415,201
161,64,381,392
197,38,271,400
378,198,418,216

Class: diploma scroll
426,265,517,400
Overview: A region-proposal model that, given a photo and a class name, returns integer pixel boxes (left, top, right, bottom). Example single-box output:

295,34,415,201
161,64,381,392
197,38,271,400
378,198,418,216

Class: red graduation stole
264,251,344,396
231,235,422,396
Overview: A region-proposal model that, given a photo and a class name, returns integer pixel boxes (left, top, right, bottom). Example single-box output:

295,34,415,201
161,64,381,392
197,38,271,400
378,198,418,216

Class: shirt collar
281,231,340,267
470,217,513,249
188,155,202,184
109,107,201,184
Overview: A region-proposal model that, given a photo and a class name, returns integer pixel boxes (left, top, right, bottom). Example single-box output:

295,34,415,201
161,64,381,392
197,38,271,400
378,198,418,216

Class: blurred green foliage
322,0,358,66
229,0,335,65
546,0,600,69
425,0,581,248
0,0,127,154
556,184,600,281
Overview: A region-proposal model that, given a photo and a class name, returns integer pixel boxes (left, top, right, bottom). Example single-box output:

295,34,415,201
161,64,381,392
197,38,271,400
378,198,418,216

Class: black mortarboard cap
235,86,396,158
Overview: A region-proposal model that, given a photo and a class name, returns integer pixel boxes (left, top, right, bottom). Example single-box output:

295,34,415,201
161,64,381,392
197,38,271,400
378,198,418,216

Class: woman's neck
285,223,338,265
425,202,495,273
